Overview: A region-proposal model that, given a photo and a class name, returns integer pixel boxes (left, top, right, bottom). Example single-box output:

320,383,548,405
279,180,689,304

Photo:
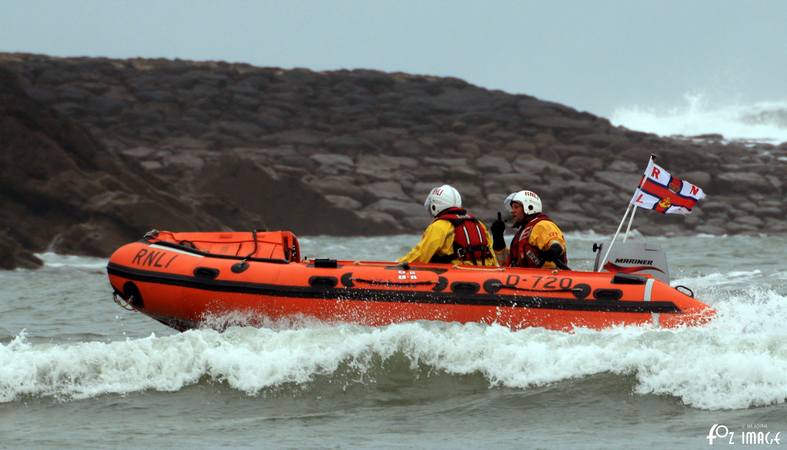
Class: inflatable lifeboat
106,230,714,331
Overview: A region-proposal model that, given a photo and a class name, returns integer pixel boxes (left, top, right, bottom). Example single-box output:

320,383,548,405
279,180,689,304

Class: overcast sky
1,0,785,116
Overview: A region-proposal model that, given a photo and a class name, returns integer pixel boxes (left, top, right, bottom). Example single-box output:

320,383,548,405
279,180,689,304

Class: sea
1,232,786,449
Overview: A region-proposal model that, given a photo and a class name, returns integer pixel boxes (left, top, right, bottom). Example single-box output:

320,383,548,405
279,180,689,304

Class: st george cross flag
629,159,706,214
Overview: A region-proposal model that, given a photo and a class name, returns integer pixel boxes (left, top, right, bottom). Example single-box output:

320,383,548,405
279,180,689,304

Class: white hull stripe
643,278,659,327
150,244,205,257
643,278,654,301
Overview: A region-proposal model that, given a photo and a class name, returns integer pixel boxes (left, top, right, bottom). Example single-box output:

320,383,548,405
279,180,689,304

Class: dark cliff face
0,66,228,268
0,64,384,269
0,53,785,269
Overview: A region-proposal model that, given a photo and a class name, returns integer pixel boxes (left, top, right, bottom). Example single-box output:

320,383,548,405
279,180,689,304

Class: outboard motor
592,241,670,284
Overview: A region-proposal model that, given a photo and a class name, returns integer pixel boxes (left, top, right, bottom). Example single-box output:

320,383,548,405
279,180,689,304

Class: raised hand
491,212,506,251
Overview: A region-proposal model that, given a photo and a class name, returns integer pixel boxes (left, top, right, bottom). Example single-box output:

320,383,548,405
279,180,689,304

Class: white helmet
504,190,542,214
424,184,462,217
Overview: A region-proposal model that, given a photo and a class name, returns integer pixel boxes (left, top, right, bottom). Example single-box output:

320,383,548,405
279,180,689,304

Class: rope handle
112,292,137,311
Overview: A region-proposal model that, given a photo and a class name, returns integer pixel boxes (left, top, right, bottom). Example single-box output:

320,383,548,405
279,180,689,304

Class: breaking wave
34,252,108,270
2,282,785,410
611,94,787,143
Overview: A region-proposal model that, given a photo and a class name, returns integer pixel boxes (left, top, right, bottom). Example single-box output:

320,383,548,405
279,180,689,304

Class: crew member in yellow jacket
399,185,498,266
490,190,568,269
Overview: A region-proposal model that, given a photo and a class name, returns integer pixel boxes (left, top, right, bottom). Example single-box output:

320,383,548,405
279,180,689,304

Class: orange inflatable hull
106,231,714,331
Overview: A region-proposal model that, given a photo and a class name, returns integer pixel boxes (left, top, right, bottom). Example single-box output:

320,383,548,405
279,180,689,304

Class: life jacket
430,208,492,265
509,213,567,268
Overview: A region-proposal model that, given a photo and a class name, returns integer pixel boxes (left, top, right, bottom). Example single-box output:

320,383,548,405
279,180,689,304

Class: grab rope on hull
112,291,137,311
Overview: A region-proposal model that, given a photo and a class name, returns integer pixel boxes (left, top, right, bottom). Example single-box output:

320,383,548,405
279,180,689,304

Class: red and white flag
629,159,706,214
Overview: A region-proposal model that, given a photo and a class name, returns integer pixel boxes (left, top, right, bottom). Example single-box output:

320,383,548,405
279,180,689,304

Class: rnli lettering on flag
629,159,706,214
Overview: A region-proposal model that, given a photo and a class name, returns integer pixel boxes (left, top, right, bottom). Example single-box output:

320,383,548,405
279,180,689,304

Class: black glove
491,212,506,251
545,243,564,261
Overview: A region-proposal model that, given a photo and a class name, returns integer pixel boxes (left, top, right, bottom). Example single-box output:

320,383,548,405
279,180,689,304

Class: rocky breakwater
1,53,785,268
0,64,384,269
0,66,233,269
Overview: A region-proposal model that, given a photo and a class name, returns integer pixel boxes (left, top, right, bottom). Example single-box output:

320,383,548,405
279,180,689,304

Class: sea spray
611,94,787,143
3,283,786,410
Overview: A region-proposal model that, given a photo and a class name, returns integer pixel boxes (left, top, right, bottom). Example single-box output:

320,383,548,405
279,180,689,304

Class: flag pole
623,206,638,242
600,154,655,266
600,204,632,268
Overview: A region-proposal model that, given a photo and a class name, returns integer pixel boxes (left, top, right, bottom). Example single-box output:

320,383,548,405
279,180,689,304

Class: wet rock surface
1,53,785,268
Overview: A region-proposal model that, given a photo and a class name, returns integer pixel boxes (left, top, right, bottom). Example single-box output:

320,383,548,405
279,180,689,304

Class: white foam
2,283,786,410
34,252,108,270
611,93,787,144
671,270,763,290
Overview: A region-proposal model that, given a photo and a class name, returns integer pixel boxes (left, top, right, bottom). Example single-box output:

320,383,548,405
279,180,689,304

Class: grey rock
488,173,541,190
140,160,163,171
724,222,760,234
559,201,585,214
213,120,263,138
323,134,374,151
392,139,429,157
272,165,309,177
325,195,362,210
564,156,603,174
474,155,510,173
682,171,712,189
303,175,361,199
409,182,443,199
410,166,448,180
550,144,592,159
765,217,787,232
363,181,409,201
765,175,783,191
571,133,625,149
518,157,578,180
167,153,205,170
402,215,430,230
270,129,326,146
355,210,403,231
561,180,609,196
121,146,156,158
458,141,481,156
486,192,508,207
364,199,424,218
159,135,208,150
310,153,354,167
716,172,771,192
732,215,764,227
504,140,537,154
701,201,733,217
89,96,127,114
423,156,467,168
450,182,483,203
608,160,638,173
758,207,784,218
735,200,759,214
549,211,596,231
357,154,418,173
595,171,642,192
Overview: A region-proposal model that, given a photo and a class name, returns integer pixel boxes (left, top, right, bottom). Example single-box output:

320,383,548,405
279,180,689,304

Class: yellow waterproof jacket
398,219,499,266
528,220,566,269
497,219,567,269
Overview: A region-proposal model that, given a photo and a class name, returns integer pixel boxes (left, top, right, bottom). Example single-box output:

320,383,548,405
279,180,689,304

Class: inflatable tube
106,230,714,331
